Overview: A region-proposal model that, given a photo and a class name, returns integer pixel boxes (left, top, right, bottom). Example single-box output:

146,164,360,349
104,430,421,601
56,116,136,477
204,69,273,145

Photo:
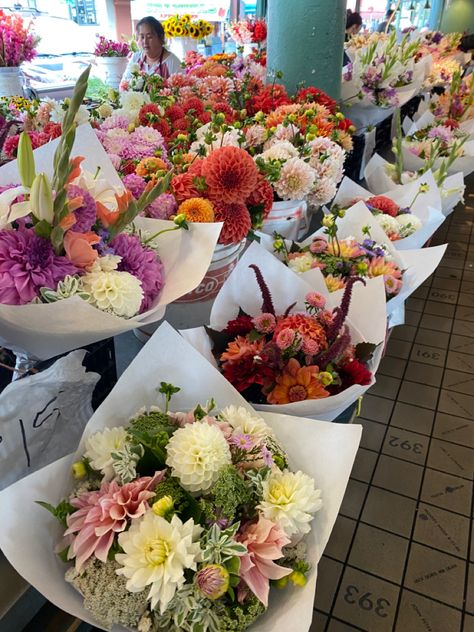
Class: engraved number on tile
343,586,390,617
416,349,441,361
388,435,423,454
430,291,456,300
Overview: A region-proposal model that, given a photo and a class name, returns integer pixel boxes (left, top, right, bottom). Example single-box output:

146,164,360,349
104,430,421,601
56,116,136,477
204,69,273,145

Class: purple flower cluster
94,36,130,58
146,193,177,220
110,233,164,312
0,228,77,305
122,174,147,200
67,185,97,233
360,238,386,259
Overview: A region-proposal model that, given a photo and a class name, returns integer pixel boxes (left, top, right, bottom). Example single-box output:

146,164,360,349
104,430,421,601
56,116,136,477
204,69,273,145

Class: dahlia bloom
287,252,314,273
0,228,77,305
116,512,202,613
367,256,402,281
84,426,129,480
308,178,337,207
324,274,347,292
219,406,275,441
65,472,164,570
81,260,144,318
267,358,329,404
165,421,232,492
366,195,399,217
258,469,323,537
202,146,258,204
111,234,164,312
213,200,252,245
259,141,298,162
274,157,315,201
178,197,214,223
146,193,178,220
237,516,292,607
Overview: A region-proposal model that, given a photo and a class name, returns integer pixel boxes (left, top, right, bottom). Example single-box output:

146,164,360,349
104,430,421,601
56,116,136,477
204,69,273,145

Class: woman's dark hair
136,16,165,43
346,11,363,29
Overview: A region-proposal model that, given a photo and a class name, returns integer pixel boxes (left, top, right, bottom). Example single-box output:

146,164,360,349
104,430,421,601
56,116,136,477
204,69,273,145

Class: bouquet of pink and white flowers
0,9,39,67
94,35,130,58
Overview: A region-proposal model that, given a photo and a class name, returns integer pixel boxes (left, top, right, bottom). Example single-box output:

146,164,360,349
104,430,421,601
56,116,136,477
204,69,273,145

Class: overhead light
409,1,416,10
424,0,431,7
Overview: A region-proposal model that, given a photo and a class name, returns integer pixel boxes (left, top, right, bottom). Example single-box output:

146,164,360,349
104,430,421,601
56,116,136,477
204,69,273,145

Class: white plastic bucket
94,57,128,91
260,199,309,241
0,67,24,98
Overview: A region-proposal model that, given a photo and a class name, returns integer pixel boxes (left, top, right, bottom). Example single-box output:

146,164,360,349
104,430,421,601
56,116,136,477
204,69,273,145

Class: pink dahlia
67,185,97,233
237,516,292,607
65,472,164,570
0,228,78,305
202,146,258,204
111,233,164,312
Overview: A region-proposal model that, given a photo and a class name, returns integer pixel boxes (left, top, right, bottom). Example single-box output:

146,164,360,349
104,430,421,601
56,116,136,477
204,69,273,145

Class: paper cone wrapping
333,173,445,250
441,172,465,216
181,241,387,421
0,322,362,632
0,125,222,359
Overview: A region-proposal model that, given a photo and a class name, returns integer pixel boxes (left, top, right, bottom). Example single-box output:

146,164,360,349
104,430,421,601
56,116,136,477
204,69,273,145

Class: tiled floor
312,178,474,631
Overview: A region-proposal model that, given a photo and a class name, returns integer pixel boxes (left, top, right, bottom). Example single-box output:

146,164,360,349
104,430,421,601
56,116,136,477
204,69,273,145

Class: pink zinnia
252,313,276,334
65,472,164,569
0,228,77,305
305,291,326,309
237,516,292,607
275,327,296,350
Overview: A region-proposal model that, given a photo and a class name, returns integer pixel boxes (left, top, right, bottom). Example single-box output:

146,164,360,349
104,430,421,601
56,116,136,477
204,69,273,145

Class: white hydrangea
116,512,202,614
165,422,232,492
396,213,422,237
375,213,401,237
82,259,143,318
258,469,323,537
219,405,275,441
287,252,314,273
84,426,129,480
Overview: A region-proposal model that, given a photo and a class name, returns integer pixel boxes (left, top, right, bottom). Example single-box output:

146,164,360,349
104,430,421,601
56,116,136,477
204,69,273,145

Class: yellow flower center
269,482,290,505
145,538,170,566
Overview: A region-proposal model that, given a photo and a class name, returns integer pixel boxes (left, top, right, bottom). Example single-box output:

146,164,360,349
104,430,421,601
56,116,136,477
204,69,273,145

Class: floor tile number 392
343,585,390,617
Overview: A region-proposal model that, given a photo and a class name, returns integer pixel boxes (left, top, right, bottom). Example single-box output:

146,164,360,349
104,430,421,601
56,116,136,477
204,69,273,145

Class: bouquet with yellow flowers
163,14,213,40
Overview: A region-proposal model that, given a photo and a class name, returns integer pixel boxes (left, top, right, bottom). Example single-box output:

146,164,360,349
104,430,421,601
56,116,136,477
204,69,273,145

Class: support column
266,0,346,99
429,0,445,30
440,0,474,33
113,0,132,40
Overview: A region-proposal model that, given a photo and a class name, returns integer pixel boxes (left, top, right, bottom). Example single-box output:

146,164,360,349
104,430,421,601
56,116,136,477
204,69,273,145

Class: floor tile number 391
343,585,390,617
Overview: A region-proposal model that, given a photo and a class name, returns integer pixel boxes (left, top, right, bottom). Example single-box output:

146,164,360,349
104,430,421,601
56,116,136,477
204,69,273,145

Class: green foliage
128,410,175,468
201,523,247,565
85,76,110,100
153,476,201,522
215,593,266,631
36,499,74,528
200,466,253,525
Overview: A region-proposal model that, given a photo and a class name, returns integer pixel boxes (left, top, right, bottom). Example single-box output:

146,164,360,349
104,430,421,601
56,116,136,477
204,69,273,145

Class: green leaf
57,546,69,563
36,499,74,528
50,225,65,254
34,220,52,239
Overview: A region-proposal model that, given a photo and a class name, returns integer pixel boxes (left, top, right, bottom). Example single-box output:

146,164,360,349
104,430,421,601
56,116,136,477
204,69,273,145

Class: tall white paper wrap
0,323,362,632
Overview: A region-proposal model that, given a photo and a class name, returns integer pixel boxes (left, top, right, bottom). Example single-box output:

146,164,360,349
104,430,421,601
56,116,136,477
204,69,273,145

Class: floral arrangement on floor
228,19,267,47
0,9,39,67
94,36,130,58
40,385,322,631
274,210,403,299
0,67,173,316
206,264,375,405
162,14,213,39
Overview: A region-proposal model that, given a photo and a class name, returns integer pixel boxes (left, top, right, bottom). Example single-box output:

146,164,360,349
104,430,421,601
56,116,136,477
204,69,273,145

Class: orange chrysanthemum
178,197,214,223
135,157,168,178
221,336,265,363
273,313,328,352
267,358,329,404
202,146,258,204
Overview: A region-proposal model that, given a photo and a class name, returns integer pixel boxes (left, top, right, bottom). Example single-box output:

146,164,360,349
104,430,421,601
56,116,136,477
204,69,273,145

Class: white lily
0,186,30,229
72,168,124,211
29,173,54,224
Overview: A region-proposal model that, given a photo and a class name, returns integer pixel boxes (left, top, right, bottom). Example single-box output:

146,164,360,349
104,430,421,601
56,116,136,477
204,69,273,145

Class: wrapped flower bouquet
0,323,362,632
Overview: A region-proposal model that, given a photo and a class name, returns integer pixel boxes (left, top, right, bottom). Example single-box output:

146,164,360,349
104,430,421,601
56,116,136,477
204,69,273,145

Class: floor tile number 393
343,585,391,618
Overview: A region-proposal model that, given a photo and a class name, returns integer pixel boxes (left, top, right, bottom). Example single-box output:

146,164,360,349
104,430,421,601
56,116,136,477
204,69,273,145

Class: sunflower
178,197,215,223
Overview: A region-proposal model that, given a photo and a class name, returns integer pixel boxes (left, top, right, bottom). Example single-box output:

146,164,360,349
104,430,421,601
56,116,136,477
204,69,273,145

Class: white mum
84,426,128,480
287,252,314,273
165,422,231,492
375,213,401,237
120,90,151,113
396,213,422,237
259,140,299,162
116,512,202,613
82,259,143,318
258,469,323,537
219,405,275,441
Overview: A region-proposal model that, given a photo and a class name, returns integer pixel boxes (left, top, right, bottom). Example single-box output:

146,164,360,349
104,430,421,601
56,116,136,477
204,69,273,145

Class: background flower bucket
0,67,25,97
134,240,246,342
260,199,309,241
93,57,128,91
168,36,198,61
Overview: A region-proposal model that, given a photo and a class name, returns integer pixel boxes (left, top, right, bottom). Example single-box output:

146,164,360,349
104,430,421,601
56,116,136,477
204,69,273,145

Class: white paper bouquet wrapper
333,173,445,250
181,241,387,422
299,202,447,327
0,322,362,632
0,124,222,359
364,153,465,215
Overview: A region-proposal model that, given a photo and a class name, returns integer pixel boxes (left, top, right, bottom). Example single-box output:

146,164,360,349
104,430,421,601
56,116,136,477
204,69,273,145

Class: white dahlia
396,213,422,237
375,213,400,237
259,140,299,162
120,90,150,113
274,157,316,200
116,512,202,614
84,426,129,480
219,405,275,441
287,252,314,273
82,261,143,318
165,422,231,492
308,177,337,206
245,123,267,148
258,469,323,537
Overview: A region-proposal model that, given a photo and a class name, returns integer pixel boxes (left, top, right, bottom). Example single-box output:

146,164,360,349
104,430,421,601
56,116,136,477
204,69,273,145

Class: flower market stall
0,5,473,630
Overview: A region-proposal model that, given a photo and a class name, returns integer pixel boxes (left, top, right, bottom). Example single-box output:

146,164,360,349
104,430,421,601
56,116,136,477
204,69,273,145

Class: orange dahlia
214,200,252,245
267,358,329,404
171,172,200,202
273,314,328,353
202,146,258,204
135,157,168,178
221,336,265,363
178,197,214,223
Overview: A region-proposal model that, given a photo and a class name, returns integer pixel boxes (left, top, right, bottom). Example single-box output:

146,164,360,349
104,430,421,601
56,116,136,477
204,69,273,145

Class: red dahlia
224,315,254,336
339,359,372,387
214,200,252,244
222,355,275,393
202,146,258,204
246,173,274,222
171,172,200,202
181,97,204,115
165,104,185,122
366,195,399,217
138,103,161,127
